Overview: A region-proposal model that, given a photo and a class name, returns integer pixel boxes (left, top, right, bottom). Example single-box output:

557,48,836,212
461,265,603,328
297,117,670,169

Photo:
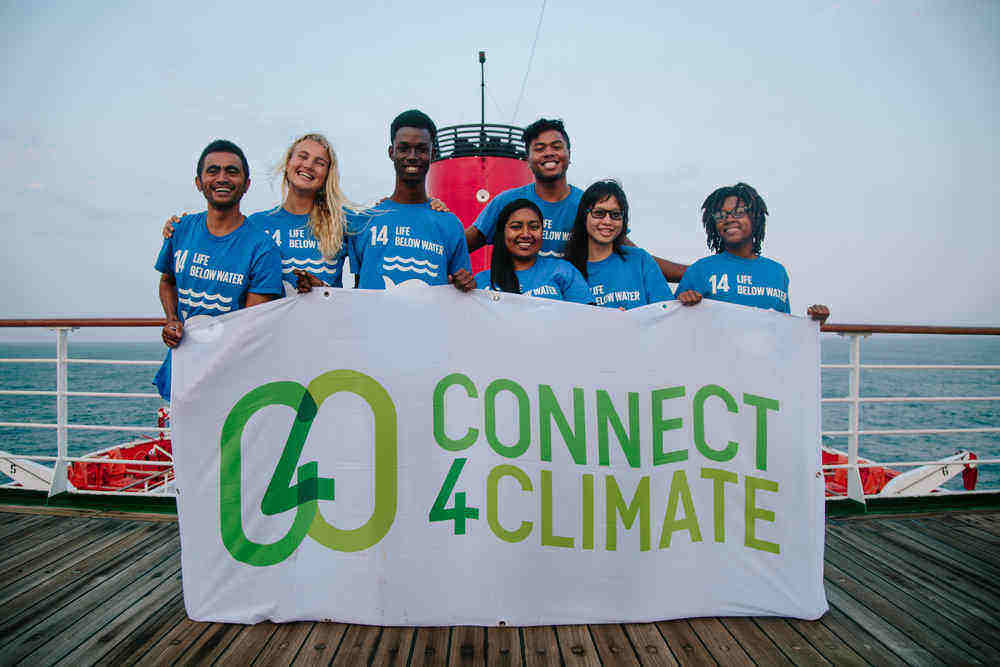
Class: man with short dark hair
348,110,475,291
465,118,687,282
153,139,283,400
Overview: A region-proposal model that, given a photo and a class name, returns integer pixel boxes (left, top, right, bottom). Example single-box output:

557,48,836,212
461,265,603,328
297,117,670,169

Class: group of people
153,109,829,400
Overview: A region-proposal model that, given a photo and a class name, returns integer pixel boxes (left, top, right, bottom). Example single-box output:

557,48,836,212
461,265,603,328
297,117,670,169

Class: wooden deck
0,508,997,665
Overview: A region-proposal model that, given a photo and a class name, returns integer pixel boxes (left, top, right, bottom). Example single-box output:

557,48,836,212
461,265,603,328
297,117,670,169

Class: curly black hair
701,182,768,255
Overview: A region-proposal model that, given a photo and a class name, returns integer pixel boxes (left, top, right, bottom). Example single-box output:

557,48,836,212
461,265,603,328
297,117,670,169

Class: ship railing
821,324,1000,506
433,123,526,161
0,319,998,504
0,319,170,498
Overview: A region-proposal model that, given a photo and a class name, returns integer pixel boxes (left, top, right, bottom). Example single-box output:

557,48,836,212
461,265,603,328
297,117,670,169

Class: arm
246,292,279,307
465,226,486,253
158,273,183,347
161,213,186,239
623,236,687,283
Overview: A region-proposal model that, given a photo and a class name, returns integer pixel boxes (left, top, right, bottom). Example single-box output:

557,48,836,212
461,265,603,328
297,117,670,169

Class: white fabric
172,285,827,625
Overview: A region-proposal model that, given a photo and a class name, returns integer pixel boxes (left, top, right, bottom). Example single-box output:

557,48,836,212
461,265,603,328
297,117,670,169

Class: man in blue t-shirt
153,140,283,400
464,118,688,282
348,110,474,291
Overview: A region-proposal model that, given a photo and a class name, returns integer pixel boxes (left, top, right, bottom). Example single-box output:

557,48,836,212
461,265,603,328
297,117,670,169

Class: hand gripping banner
171,285,827,625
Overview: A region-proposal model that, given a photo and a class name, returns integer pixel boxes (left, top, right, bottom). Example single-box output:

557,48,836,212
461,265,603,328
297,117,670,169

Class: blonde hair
276,133,358,260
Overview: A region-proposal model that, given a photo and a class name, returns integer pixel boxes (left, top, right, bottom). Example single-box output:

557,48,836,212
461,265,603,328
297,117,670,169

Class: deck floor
0,508,997,665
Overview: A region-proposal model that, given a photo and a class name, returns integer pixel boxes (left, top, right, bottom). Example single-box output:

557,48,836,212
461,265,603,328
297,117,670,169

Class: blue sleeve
474,270,492,290
559,264,593,305
446,215,473,275
676,260,704,295
642,251,674,302
154,236,174,275
472,194,504,244
347,222,366,276
248,239,284,296
328,247,347,288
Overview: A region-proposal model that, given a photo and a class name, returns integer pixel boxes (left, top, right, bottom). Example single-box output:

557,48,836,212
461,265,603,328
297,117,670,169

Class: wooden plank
754,618,830,666
589,623,639,666
449,626,484,666
52,578,184,666
654,620,715,666
410,626,450,666
94,592,188,665
371,626,416,667
935,514,1000,546
0,533,180,640
486,625,522,667
253,621,314,665
0,503,177,523
719,618,792,666
824,582,940,665
331,624,383,666
893,517,1000,579
824,561,978,664
171,622,244,665
954,512,1000,538
1,516,95,560
0,516,114,587
133,617,212,666
622,623,678,666
0,512,57,540
688,618,753,666
11,555,181,665
786,618,867,667
827,521,1000,618
0,523,161,613
214,622,280,664
826,532,1000,642
823,548,1000,661
522,626,559,667
291,622,348,667
817,604,908,667
554,624,599,666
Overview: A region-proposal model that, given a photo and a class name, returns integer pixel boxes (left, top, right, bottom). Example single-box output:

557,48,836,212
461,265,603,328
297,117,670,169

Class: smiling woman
474,198,591,303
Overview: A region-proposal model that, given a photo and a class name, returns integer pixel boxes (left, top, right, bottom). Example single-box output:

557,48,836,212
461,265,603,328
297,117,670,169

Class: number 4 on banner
429,458,479,535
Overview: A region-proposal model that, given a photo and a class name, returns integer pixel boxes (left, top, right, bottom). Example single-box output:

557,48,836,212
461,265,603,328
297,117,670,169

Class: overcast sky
1,0,997,341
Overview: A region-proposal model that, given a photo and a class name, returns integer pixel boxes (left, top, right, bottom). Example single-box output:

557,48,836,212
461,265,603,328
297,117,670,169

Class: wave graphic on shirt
177,288,233,303
537,249,566,258
382,256,440,278
178,297,232,312
382,276,430,289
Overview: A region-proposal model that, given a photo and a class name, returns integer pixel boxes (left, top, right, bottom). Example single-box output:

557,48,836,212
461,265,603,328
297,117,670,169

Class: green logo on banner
219,370,398,566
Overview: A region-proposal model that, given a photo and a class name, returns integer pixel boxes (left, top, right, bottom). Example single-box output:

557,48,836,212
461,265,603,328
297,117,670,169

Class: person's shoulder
568,184,585,199
685,253,722,272
176,211,206,227
474,269,491,289
242,220,280,251
757,255,789,278
493,183,534,204
620,245,650,261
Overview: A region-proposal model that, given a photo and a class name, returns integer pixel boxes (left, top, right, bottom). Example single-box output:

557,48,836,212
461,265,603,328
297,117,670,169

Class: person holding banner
153,140,283,400
347,109,475,292
474,198,591,303
675,182,830,321
563,179,675,309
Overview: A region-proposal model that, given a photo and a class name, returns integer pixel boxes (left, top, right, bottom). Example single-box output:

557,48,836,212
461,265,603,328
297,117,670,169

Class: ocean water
0,336,997,490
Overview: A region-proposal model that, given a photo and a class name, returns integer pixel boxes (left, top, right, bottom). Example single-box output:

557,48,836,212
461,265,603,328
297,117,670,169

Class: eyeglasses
588,208,624,221
712,207,750,222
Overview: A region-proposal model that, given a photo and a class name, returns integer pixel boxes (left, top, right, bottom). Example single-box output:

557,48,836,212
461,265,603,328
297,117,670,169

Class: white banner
172,285,827,625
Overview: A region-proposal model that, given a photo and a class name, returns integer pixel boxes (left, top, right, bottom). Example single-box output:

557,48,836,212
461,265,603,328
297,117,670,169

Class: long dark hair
701,182,768,255
565,179,629,278
489,198,544,294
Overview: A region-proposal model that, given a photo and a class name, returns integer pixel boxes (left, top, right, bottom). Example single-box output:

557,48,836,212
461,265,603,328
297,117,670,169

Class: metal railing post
49,327,73,495
845,333,868,504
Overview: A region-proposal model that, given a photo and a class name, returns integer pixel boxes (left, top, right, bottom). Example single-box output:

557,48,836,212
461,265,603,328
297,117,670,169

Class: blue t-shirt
474,257,591,304
246,207,348,291
152,212,283,399
676,252,790,313
472,183,583,258
587,246,675,309
347,200,471,289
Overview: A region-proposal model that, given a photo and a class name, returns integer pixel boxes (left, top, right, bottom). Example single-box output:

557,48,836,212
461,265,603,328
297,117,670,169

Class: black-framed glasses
712,207,750,222
588,208,624,221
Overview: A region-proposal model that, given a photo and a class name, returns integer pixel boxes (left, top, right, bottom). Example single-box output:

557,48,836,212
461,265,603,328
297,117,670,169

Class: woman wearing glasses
564,180,674,309
675,182,829,321
475,198,591,303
